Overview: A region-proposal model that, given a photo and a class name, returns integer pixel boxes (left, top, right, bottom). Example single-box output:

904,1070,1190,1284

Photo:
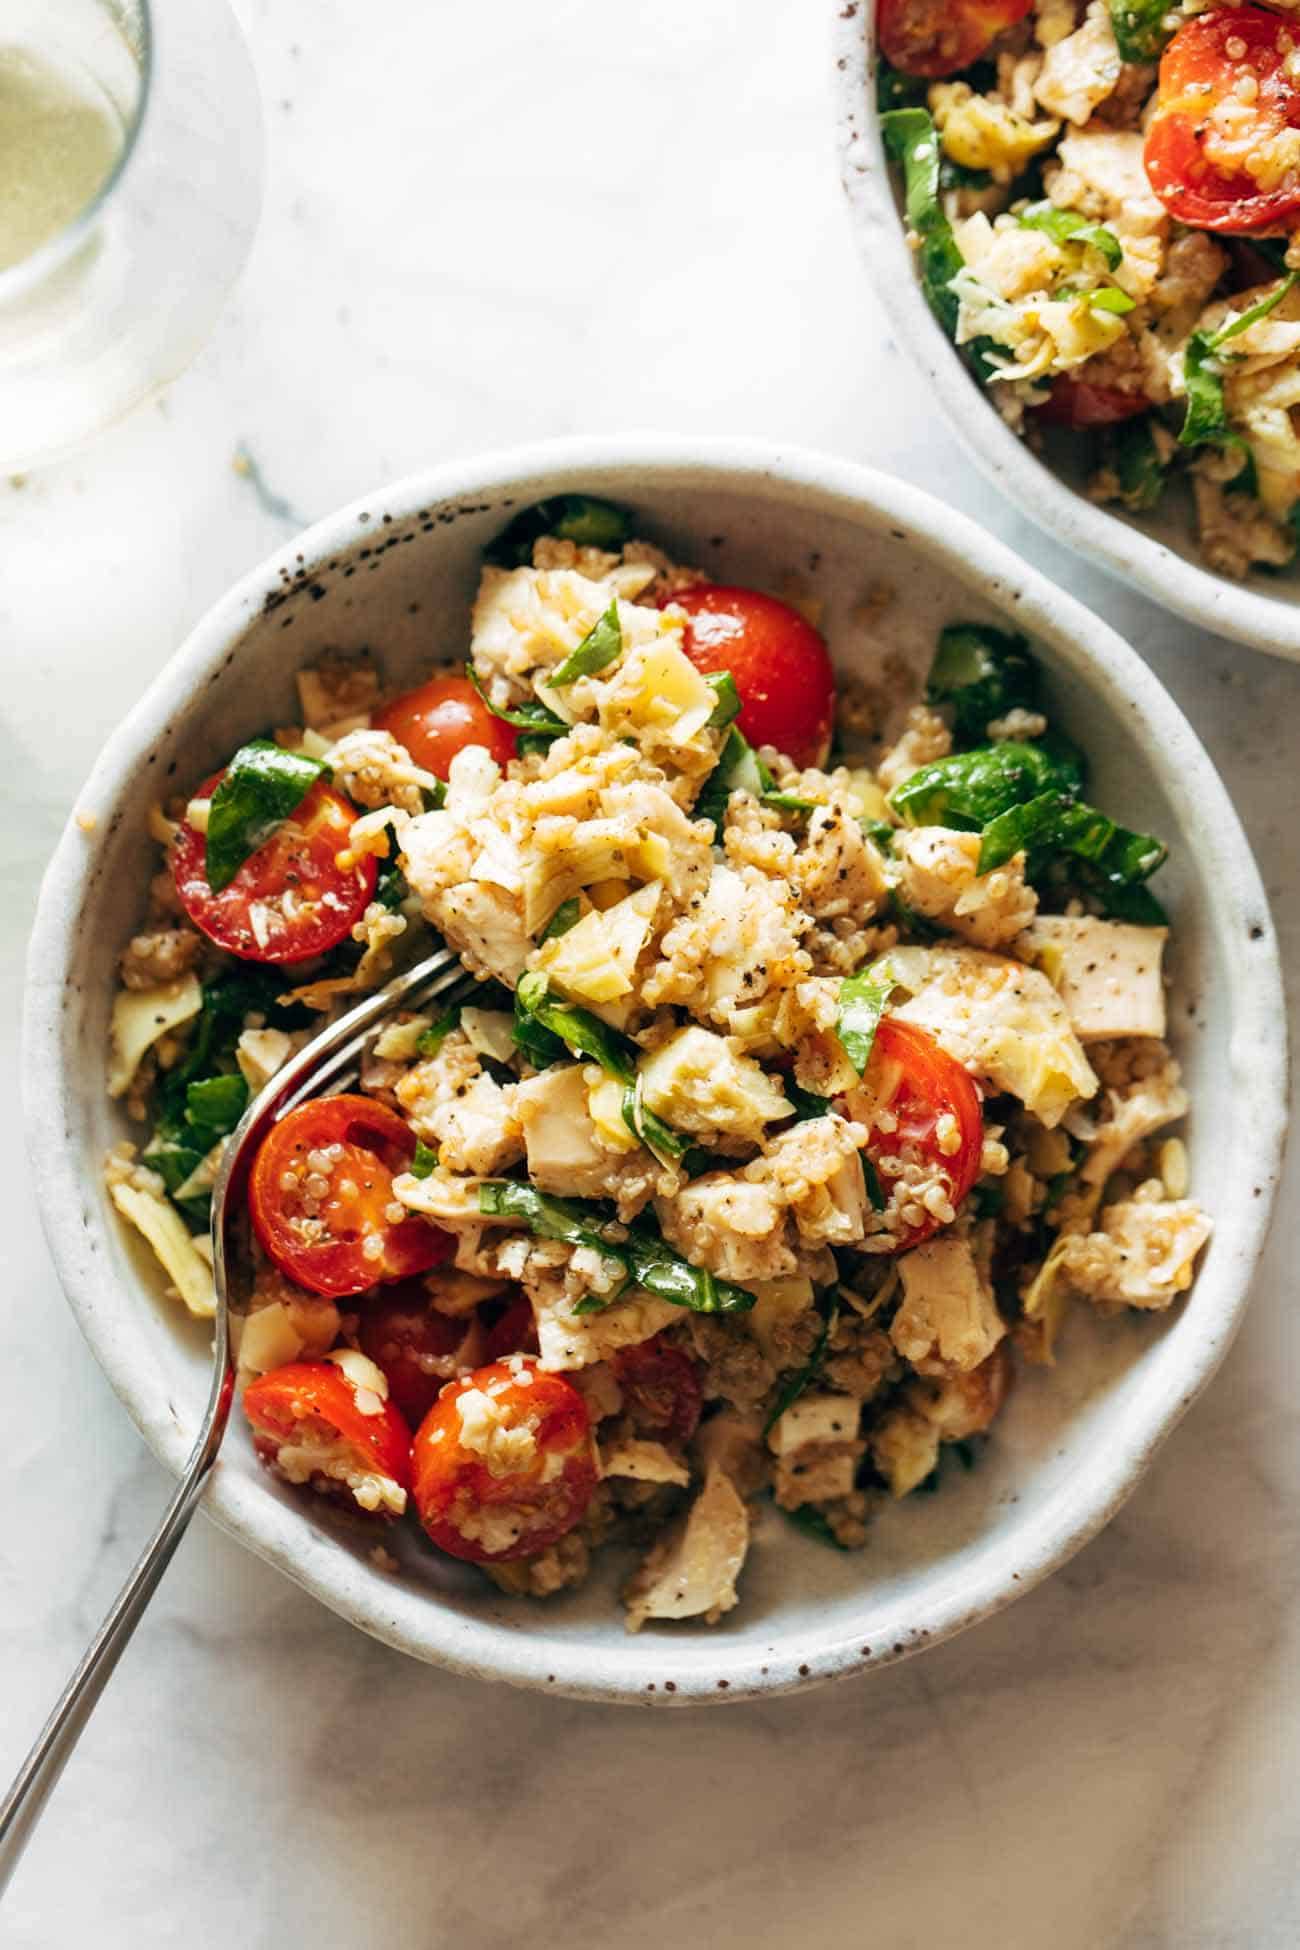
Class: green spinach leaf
925,623,1041,744
486,494,631,568
204,740,327,893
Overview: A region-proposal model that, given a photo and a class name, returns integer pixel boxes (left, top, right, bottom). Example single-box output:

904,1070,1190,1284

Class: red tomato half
243,1359,413,1517
1145,8,1300,233
670,584,835,770
412,1360,597,1563
1036,377,1152,429
171,772,376,964
357,1281,467,1427
856,1018,984,1252
249,1094,451,1299
878,0,1033,77
614,1338,703,1445
375,674,517,777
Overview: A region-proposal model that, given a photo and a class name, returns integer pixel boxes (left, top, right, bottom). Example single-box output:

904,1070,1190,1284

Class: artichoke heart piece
536,880,661,1004
638,1025,792,1147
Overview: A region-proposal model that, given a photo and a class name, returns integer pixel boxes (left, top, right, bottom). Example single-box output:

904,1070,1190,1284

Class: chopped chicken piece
623,1464,750,1631
893,827,1038,948
1058,1194,1212,1307
1022,915,1167,1041
886,943,1098,1127
891,1234,1006,1375
601,1439,691,1487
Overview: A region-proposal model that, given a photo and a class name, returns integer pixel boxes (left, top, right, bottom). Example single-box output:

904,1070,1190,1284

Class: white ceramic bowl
833,4,1300,660
24,437,1287,1704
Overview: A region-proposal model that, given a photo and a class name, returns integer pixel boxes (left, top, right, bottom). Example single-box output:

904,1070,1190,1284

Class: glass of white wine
0,0,264,470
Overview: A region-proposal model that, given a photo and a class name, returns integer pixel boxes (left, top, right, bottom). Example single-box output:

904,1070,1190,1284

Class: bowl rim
831,0,1300,662
23,433,1289,1704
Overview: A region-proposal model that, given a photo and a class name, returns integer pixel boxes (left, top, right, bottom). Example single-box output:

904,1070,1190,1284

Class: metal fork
0,938,478,1893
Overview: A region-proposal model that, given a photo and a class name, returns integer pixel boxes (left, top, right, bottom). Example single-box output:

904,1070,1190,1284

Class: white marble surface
3,0,1298,1942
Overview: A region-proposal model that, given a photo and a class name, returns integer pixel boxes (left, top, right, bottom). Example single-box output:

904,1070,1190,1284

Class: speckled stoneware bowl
24,438,1287,1705
833,3,1300,660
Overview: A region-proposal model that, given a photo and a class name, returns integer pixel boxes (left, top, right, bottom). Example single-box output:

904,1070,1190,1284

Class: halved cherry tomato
374,674,517,776
854,1017,984,1251
614,1338,703,1445
670,584,836,770
878,0,1033,78
249,1094,451,1299
481,1291,539,1364
1036,377,1152,429
1145,8,1300,233
171,771,376,963
412,1359,597,1563
243,1358,413,1517
357,1281,467,1426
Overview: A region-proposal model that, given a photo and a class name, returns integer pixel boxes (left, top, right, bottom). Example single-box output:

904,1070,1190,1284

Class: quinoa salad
877,0,1300,578
104,493,1211,1631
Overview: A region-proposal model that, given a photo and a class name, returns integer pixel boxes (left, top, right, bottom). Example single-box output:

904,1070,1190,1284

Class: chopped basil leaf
1103,415,1167,513
705,669,742,728
763,1288,841,1435
421,779,447,811
184,1073,248,1141
1181,275,1298,481
696,723,771,829
1017,201,1122,272
203,739,327,893
876,59,925,113
780,1503,848,1549
862,1154,886,1212
375,859,410,911
1087,286,1135,315
410,1140,438,1178
465,664,567,737
516,731,557,759
538,896,581,943
680,1145,717,1179
1107,0,1171,60
515,971,636,1081
549,599,623,686
925,623,1041,745
880,107,1007,385
762,791,819,815
141,1130,209,1200
621,1076,690,1165
478,1181,627,1276
620,1219,755,1313
786,1082,831,1123
880,108,964,339
514,974,690,1165
861,817,896,852
417,1005,462,1056
836,960,897,1077
485,494,631,568
478,1181,754,1314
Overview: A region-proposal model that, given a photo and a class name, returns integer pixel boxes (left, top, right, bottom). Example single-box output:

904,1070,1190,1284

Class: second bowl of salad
836,0,1300,655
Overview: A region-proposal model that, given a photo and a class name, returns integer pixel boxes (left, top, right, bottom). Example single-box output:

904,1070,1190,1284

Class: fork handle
0,1371,233,1897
